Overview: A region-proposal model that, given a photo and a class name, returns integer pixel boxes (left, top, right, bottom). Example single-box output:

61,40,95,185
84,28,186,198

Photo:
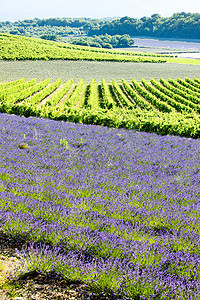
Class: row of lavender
0,112,199,299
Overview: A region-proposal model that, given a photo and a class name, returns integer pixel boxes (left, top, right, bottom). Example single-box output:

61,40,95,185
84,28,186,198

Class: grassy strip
167,58,200,65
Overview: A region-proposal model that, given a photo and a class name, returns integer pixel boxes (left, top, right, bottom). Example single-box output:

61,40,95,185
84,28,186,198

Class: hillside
0,34,168,63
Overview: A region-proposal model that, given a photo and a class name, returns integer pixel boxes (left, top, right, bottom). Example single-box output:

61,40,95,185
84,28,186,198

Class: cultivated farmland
0,34,168,63
1,60,200,83
0,33,200,300
0,112,199,299
1,13,200,300
1,77,200,138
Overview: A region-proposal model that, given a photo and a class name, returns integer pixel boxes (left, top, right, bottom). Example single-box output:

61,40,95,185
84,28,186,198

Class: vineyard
1,76,200,138
0,33,169,62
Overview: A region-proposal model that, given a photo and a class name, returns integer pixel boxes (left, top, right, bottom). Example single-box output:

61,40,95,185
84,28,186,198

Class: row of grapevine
185,77,200,91
1,77,200,138
150,78,199,112
141,79,194,113
112,79,135,109
44,79,73,107
0,79,37,101
65,41,172,58
177,78,200,94
86,79,99,109
1,78,200,116
122,79,154,111
0,79,50,112
0,78,26,93
159,78,200,105
23,79,60,106
101,79,116,109
168,78,200,101
132,79,174,113
65,79,84,107
194,77,200,85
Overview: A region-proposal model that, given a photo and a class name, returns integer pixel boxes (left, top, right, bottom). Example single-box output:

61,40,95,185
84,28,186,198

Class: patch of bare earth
0,233,94,300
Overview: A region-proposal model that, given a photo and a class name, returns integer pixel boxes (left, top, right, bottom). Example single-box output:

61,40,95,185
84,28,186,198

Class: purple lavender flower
0,112,199,299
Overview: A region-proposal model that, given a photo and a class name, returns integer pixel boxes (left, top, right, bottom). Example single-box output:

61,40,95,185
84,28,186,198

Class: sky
0,0,199,21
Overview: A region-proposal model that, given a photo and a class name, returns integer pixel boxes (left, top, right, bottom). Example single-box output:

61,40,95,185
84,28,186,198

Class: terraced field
1,76,200,138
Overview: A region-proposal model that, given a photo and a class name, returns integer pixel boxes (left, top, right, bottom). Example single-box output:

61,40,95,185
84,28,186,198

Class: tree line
0,13,199,42
88,13,200,39
68,34,135,48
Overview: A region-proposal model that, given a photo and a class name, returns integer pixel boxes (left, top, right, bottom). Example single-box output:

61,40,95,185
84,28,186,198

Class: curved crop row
112,79,135,109
1,77,200,139
86,79,99,109
0,78,26,92
185,77,200,91
0,79,37,101
122,79,154,111
150,78,199,112
142,79,194,113
66,79,84,107
177,78,200,94
168,78,200,99
132,79,174,113
64,42,172,58
194,77,200,85
23,79,60,106
101,79,116,110
160,78,200,105
0,79,50,113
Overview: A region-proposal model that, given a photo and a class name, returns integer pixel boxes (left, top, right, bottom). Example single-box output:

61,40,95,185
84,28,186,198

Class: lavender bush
0,112,199,299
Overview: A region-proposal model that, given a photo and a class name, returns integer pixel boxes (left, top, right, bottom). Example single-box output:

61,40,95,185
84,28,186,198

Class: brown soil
0,233,93,300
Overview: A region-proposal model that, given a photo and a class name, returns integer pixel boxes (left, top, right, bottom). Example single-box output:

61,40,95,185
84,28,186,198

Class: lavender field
0,112,200,299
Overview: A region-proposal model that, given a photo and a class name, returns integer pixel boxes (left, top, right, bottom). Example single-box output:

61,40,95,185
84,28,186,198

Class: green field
1,33,200,84
1,77,200,138
0,33,168,63
1,33,200,66
167,57,200,65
